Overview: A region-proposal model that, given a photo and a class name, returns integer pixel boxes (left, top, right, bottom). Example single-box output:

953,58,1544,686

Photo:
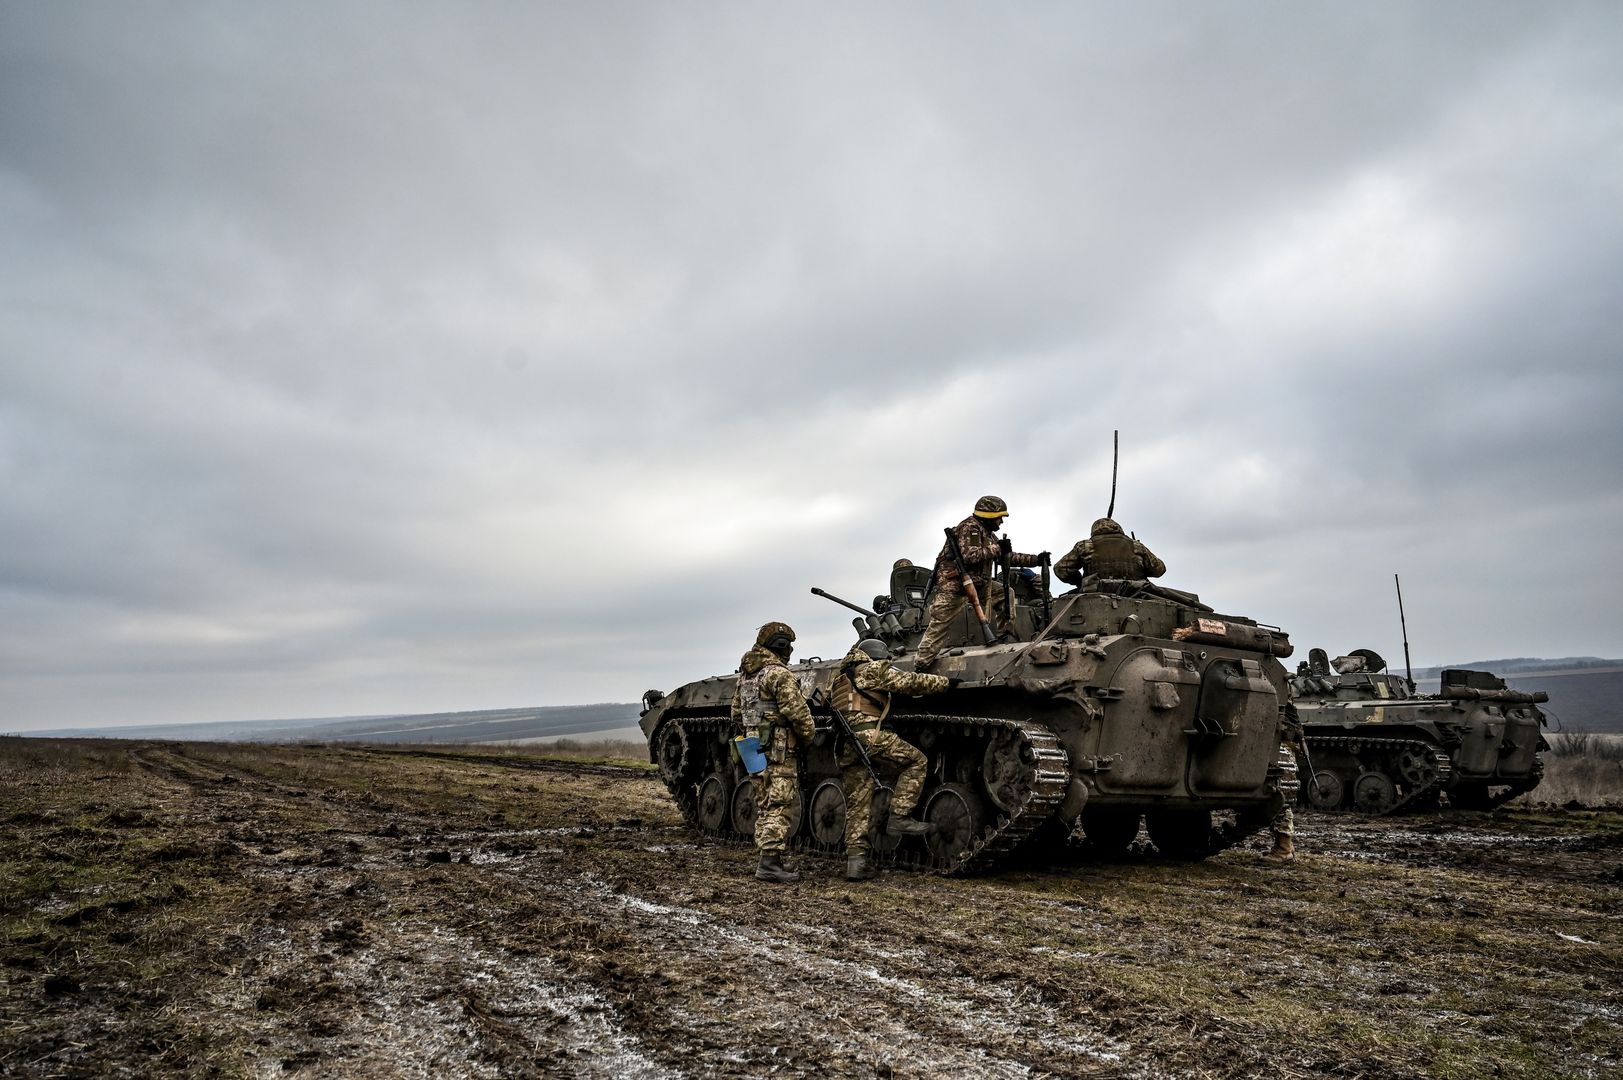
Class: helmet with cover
755,621,796,658
1090,517,1125,537
973,495,1010,519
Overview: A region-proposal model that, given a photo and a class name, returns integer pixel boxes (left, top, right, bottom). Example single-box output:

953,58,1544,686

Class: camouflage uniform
729,638,816,858
832,644,950,856
1241,703,1299,860
916,508,1040,666
1268,704,1302,859
1054,518,1167,586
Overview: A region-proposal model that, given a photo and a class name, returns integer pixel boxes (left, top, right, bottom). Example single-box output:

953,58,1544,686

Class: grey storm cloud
2,3,1621,729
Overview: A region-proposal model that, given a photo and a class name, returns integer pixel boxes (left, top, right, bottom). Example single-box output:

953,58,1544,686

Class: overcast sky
3,3,1621,731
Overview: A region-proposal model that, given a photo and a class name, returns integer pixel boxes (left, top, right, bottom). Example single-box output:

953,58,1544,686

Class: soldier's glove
945,677,964,691
1038,550,1051,562
812,728,833,748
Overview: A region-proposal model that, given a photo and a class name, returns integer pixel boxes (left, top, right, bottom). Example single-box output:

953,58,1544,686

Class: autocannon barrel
1439,686,1549,704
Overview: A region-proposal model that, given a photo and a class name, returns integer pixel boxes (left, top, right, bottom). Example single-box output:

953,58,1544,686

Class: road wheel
1352,771,1398,814
730,779,758,837
1145,807,1214,860
808,779,847,848
697,774,731,832
1306,770,1346,811
924,783,986,865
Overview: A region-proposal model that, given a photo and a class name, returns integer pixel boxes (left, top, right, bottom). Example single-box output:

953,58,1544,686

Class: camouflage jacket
932,516,1040,596
729,646,817,750
1054,536,1166,586
831,644,950,724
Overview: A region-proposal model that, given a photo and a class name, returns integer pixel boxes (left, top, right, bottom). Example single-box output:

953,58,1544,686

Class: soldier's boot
845,854,878,881
884,814,936,838
913,656,938,673
755,853,801,883
1264,834,1295,862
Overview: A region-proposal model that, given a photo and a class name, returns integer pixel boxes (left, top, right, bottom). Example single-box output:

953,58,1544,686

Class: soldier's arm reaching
861,661,950,698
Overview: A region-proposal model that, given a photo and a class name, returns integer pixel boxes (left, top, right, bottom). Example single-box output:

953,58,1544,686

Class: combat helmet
974,495,1010,519
755,621,796,658
1090,517,1125,537
853,638,890,661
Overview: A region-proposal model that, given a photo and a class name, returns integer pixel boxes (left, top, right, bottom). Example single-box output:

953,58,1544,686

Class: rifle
1039,550,1052,628
815,688,883,788
944,527,999,645
999,536,1017,627
1296,729,1320,799
1285,701,1318,798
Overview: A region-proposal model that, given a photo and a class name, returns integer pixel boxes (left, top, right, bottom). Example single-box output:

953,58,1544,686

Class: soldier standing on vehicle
1053,517,1167,586
915,496,1046,670
729,621,817,884
833,639,957,881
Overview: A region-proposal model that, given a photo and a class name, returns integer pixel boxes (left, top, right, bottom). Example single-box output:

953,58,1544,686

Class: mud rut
114,747,1143,1078
5,742,1620,1079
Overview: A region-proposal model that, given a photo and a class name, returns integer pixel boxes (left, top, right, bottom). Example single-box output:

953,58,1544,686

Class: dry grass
2,738,1619,1079
524,736,646,762
1532,733,1623,807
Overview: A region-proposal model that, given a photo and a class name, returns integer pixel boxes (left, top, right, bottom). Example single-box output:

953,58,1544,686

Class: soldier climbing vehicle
641,548,1301,875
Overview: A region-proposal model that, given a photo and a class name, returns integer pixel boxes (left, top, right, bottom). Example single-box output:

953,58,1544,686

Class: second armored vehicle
643,555,1300,874
1291,648,1550,813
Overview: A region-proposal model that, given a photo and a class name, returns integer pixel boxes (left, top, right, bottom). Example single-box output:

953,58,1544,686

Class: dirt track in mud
2,740,1620,1079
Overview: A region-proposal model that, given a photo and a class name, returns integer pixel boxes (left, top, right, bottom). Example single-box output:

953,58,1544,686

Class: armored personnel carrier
1291,648,1550,814
642,553,1299,874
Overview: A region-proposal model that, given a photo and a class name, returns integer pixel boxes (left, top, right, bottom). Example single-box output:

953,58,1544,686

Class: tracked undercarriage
646,566,1302,876
1292,649,1550,815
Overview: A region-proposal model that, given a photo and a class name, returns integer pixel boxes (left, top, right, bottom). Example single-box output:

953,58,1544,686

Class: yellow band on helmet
973,509,1010,519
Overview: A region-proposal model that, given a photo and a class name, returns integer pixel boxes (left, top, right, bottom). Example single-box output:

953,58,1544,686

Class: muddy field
2,739,1619,1079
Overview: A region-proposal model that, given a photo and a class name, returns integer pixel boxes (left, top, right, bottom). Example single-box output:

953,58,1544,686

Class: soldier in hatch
729,621,818,884
833,639,958,881
914,496,1046,670
1053,518,1167,586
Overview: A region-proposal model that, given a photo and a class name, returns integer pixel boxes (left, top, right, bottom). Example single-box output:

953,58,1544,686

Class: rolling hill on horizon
14,702,644,746
15,656,1623,743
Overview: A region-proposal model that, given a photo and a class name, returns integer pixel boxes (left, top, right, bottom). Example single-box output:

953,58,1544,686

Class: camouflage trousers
1237,783,1294,839
840,729,928,856
915,581,1010,665
754,760,801,856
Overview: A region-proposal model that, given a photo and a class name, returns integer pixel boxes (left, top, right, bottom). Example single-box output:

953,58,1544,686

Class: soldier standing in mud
729,621,818,884
832,639,958,881
1053,517,1167,587
1237,703,1301,862
915,496,1046,671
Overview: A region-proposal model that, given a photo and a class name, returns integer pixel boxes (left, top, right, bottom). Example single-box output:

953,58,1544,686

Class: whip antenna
1107,430,1118,519
1395,573,1414,691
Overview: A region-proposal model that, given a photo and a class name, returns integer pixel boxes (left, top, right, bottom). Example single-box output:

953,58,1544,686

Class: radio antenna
1394,573,1414,691
1106,430,1119,519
